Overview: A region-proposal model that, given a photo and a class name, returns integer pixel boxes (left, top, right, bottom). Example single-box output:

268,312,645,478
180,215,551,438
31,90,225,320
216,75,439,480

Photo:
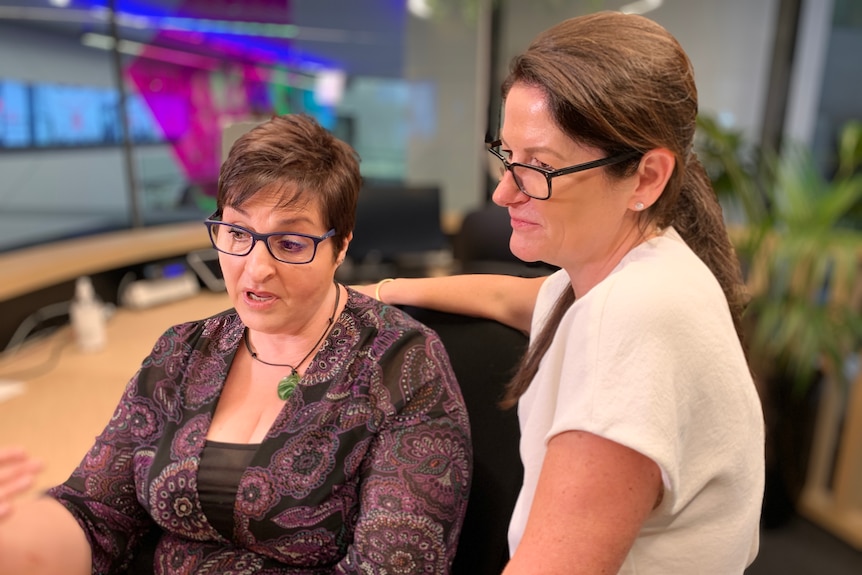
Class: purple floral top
48,288,472,574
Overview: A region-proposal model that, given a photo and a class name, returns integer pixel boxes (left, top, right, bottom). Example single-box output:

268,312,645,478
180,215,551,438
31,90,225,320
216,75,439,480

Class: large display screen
0,79,32,148
32,84,119,146
1,78,165,149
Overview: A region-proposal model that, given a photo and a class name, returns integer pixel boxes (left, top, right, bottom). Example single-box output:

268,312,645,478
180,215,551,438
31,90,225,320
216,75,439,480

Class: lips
509,214,536,230
245,289,276,303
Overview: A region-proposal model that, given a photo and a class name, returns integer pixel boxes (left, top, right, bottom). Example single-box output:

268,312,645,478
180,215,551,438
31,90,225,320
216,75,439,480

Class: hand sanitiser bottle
70,276,107,352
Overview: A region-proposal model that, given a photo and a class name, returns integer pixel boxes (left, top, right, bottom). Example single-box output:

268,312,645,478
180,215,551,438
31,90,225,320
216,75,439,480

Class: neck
564,226,663,298
245,281,341,368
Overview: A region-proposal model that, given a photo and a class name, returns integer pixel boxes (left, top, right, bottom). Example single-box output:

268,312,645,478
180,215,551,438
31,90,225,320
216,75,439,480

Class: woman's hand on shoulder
0,446,42,519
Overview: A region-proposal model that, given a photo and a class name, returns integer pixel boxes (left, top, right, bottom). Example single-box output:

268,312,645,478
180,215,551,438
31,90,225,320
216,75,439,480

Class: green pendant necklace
244,281,341,400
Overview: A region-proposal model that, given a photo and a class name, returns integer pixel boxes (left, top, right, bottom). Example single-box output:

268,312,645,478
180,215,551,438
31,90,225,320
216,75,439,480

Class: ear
336,231,353,264
629,148,675,212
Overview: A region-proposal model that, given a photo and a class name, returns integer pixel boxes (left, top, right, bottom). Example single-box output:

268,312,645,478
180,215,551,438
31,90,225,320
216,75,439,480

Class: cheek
217,254,242,284
534,202,567,234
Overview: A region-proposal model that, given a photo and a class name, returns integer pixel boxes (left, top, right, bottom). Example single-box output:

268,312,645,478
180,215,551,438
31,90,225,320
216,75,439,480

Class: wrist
375,278,395,303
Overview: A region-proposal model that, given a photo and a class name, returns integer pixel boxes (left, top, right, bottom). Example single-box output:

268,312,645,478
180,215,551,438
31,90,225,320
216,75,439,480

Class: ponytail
667,157,748,341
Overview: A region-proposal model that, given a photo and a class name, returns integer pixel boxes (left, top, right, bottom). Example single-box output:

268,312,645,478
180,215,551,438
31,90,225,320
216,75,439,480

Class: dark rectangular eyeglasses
486,139,641,200
205,215,336,264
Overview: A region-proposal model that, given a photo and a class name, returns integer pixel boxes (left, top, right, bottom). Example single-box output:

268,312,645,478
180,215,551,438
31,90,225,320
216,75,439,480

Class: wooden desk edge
0,222,211,302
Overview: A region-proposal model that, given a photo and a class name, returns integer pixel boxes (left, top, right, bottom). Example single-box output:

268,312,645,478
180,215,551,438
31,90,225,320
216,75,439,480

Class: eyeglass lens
209,223,319,263
489,149,549,199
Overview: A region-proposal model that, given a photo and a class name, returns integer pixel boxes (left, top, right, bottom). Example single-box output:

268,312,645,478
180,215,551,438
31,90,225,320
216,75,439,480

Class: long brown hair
500,12,748,409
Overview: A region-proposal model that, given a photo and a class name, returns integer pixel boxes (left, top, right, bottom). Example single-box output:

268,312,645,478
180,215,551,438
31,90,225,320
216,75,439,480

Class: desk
0,222,209,302
0,292,231,495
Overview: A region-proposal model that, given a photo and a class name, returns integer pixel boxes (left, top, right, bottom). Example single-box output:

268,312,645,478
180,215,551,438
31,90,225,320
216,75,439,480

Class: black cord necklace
244,281,341,400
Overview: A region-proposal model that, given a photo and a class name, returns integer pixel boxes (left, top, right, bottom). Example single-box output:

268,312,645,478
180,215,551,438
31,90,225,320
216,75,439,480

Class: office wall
405,5,489,219
498,0,778,142
648,0,778,139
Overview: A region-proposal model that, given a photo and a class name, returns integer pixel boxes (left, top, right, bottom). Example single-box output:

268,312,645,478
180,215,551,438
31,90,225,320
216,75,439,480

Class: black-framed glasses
205,216,336,264
487,139,641,200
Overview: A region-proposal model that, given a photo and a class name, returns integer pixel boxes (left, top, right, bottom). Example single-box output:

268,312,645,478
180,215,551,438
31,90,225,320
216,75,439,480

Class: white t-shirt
508,227,764,574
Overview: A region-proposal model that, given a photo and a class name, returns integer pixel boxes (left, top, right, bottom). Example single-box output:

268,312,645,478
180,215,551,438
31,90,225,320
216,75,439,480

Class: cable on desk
3,300,71,354
0,327,71,381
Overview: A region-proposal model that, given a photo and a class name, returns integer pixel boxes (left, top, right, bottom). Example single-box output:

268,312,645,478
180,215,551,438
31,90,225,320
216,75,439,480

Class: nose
492,169,526,207
243,238,277,278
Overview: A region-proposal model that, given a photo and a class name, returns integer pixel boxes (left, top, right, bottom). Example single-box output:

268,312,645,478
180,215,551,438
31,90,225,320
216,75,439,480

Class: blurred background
1,0,861,572
3,0,853,252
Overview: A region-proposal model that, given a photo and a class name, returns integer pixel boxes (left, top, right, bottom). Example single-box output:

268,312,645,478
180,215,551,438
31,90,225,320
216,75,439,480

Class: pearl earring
634,202,645,211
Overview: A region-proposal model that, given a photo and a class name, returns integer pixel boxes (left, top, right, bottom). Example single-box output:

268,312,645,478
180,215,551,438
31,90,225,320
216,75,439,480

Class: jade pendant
278,372,300,400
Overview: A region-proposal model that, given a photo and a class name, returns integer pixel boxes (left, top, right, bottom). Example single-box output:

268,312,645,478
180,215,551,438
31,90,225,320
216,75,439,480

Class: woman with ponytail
358,11,764,574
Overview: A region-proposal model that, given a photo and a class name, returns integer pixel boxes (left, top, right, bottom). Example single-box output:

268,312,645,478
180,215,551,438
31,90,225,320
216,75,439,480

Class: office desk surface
0,222,210,302
0,291,231,496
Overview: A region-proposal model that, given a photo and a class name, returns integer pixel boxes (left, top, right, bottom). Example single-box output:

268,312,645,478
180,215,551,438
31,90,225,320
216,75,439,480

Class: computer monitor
347,183,448,264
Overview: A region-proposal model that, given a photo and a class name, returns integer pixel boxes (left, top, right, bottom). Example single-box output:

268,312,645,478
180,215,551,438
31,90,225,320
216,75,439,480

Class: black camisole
197,440,259,539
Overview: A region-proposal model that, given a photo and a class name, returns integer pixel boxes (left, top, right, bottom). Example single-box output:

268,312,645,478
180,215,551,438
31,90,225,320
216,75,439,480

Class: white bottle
70,276,107,352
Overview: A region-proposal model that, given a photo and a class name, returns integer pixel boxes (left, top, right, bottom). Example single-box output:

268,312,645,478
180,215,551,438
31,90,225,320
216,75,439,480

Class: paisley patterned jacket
48,288,472,574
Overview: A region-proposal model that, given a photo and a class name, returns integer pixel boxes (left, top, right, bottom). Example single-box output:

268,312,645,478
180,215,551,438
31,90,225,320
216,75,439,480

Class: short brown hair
216,114,361,259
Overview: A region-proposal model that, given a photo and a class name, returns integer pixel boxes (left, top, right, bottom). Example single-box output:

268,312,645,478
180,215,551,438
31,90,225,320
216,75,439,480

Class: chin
509,242,543,265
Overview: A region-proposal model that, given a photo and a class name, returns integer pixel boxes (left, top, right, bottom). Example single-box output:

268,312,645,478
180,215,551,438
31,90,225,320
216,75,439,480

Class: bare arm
503,431,663,575
354,275,546,334
0,447,92,575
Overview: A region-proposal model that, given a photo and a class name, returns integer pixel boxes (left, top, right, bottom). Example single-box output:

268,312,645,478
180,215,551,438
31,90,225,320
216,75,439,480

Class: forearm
0,496,92,575
371,274,544,334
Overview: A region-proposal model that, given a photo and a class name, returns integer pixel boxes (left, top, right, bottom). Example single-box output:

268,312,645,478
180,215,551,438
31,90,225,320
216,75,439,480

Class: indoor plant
696,115,862,530
698,115,862,391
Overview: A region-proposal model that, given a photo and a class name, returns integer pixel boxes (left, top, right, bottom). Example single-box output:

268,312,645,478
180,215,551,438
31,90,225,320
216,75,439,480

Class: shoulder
603,230,725,320
144,308,243,370
134,309,240,411
154,308,242,347
343,286,454,378
342,287,462,411
345,285,439,339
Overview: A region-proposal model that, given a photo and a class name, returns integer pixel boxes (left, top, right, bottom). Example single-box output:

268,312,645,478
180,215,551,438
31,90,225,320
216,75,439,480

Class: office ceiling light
86,7,301,39
80,32,223,70
620,0,664,15
408,0,433,19
314,69,346,106
80,32,319,85
49,0,72,7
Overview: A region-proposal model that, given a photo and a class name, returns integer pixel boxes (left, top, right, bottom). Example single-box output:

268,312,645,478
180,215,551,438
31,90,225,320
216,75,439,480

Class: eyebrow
498,138,569,163
230,206,315,224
